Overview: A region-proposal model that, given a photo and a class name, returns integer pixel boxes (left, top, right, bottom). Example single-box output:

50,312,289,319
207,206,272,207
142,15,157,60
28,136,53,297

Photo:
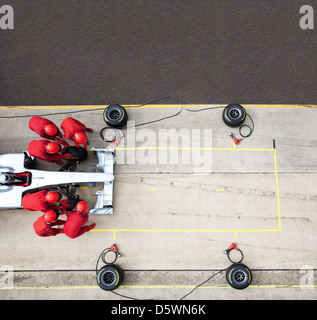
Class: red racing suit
63,210,95,239
29,116,69,147
61,117,93,149
27,140,73,166
22,190,60,212
33,215,65,237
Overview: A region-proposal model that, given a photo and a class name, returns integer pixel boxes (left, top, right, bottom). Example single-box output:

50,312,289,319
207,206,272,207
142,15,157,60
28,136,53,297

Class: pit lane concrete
0,105,316,300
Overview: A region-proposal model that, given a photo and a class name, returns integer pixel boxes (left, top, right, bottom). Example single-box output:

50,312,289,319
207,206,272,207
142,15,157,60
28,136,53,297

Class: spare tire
96,264,124,291
226,263,252,290
103,104,128,128
222,104,246,127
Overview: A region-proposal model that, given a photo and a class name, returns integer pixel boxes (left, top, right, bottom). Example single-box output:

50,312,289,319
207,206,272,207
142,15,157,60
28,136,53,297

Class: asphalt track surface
0,0,316,106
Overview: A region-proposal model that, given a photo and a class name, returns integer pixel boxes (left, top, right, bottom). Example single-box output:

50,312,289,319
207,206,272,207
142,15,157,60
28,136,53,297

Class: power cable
179,267,228,300
0,97,251,143
95,245,228,301
0,108,102,118
99,97,228,142
239,113,254,139
95,246,147,301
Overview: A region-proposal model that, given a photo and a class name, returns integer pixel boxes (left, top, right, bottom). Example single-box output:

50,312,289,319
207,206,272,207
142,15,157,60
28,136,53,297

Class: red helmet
45,191,60,203
45,141,60,154
44,124,58,136
75,201,89,214
74,131,87,144
44,210,58,223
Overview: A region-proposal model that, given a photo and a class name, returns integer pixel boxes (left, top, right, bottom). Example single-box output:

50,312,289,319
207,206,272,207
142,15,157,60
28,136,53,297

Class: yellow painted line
121,285,227,289
125,105,223,109
91,228,281,233
241,105,317,109
1,284,316,290
92,146,280,236
0,104,316,110
80,186,88,189
116,147,274,151
216,189,224,192
0,105,106,110
121,284,317,289
151,188,158,191
123,104,316,109
116,147,214,150
248,284,317,288
0,286,100,290
232,148,275,151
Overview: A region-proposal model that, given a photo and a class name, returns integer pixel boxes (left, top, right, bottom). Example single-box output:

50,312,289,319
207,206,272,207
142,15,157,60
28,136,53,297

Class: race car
0,147,114,214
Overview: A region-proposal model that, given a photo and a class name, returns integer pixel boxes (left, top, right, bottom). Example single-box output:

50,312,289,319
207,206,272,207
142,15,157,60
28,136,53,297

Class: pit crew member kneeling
27,140,73,166
63,201,95,239
22,190,62,213
33,210,65,237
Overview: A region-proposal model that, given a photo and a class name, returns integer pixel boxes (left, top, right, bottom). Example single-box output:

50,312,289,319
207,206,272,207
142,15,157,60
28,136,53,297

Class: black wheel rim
109,110,121,120
102,271,116,286
233,270,246,283
229,109,241,119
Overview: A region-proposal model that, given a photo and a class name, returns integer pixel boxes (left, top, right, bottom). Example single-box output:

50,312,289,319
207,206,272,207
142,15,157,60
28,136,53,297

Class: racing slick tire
226,263,252,290
24,153,36,169
103,104,128,129
67,196,81,211
97,264,124,291
64,146,88,161
222,104,246,127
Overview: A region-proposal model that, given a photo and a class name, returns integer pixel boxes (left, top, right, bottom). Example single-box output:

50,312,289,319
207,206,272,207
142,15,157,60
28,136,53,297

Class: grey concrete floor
0,104,316,300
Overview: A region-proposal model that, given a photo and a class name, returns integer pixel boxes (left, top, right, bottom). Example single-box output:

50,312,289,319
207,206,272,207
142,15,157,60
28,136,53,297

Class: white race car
0,147,114,214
